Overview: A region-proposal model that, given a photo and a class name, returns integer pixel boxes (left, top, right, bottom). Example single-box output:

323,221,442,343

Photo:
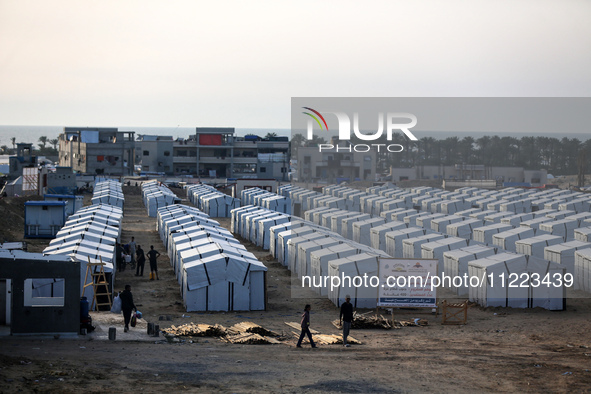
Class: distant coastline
0,124,589,146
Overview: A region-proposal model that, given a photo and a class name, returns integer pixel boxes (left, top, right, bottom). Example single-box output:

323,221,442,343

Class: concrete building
8,143,37,179
138,128,289,180
390,164,547,185
296,144,378,183
58,127,135,176
136,135,174,174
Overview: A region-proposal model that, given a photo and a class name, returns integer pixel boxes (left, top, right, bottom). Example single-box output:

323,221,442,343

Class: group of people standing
115,237,160,280
116,236,162,333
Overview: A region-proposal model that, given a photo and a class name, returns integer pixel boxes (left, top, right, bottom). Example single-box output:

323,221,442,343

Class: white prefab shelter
446,219,485,239
492,227,536,252
415,213,446,231
309,244,359,296
385,227,431,257
574,249,591,292
181,253,267,312
484,212,515,224
330,212,360,233
403,212,430,227
297,237,344,278
539,217,590,241
501,213,534,227
431,215,464,233
340,214,371,240
370,222,407,251
381,208,417,222
515,234,564,258
352,218,386,245
327,253,380,309
442,245,498,295
24,201,67,238
145,191,180,217
468,253,566,310
574,227,591,243
420,237,471,272
544,240,591,279
287,232,331,274
44,194,84,216
402,234,446,259
472,223,513,244
546,210,575,220
258,216,290,250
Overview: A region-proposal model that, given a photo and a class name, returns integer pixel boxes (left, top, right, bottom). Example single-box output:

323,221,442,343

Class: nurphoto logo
301,106,419,153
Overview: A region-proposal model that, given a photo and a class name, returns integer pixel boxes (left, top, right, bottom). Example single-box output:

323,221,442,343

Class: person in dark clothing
147,245,160,280
119,284,136,332
296,304,317,348
116,242,125,272
340,295,354,347
135,245,146,276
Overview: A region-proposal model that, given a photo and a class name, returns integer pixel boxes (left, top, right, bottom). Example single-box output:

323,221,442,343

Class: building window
177,150,187,157
24,278,65,307
304,156,311,164
164,151,170,156
143,150,149,156
260,167,266,173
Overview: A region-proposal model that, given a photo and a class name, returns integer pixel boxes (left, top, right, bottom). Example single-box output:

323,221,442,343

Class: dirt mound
0,195,43,243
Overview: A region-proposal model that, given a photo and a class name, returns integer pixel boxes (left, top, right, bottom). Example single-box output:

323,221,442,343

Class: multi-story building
58,127,135,176
138,127,289,180
136,135,174,174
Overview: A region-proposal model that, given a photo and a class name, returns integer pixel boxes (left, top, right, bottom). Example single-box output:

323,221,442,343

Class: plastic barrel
80,297,89,319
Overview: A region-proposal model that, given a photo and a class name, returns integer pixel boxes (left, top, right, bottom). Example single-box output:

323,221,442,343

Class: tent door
0,279,12,330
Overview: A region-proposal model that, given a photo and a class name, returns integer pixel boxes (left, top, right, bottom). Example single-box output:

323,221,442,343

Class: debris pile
161,323,227,337
332,311,394,330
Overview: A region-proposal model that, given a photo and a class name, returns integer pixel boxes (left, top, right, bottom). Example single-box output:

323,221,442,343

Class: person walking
135,245,146,276
340,295,354,347
296,304,317,348
119,284,136,332
147,245,160,280
128,237,137,268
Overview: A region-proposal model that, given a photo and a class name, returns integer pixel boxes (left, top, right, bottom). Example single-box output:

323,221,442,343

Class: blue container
80,297,90,319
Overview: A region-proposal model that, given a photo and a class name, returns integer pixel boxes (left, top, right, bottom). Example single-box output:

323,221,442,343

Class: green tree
38,136,48,149
265,132,278,139
49,138,59,150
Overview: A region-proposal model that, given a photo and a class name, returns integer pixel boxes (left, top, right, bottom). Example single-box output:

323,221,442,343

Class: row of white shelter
185,184,241,217
265,183,591,310
153,203,267,311
231,204,390,309
40,179,125,309
91,179,124,209
141,180,181,217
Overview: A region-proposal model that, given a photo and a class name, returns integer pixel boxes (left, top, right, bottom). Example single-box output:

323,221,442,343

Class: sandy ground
1,186,591,393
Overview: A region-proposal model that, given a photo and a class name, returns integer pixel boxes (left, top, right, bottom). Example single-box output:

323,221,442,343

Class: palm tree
38,136,48,149
265,132,278,139
49,138,59,150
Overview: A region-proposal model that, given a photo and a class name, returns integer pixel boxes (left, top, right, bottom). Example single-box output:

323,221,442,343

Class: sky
0,0,590,129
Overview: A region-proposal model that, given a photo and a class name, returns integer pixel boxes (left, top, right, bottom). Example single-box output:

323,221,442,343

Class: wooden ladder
83,256,112,311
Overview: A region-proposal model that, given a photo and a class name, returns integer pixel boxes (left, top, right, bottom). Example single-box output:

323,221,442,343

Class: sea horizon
0,124,589,147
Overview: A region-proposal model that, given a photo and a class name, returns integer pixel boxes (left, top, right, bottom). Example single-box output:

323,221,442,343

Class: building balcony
172,156,197,164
